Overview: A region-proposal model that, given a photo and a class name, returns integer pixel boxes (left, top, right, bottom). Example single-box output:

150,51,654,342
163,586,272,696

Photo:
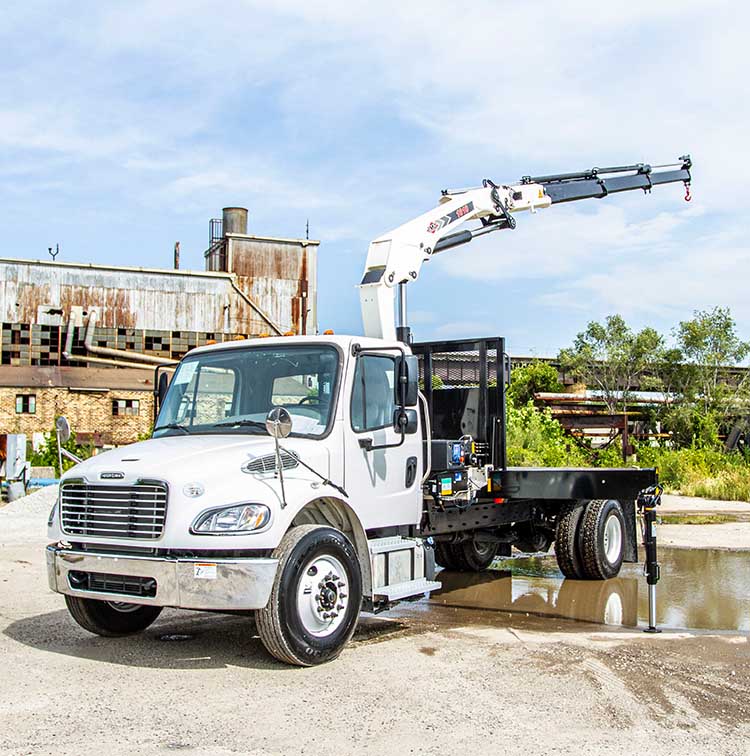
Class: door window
351,355,396,432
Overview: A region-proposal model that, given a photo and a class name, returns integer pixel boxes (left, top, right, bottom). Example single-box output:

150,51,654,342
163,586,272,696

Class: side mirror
157,371,170,409
393,408,418,435
55,416,71,444
395,354,419,407
266,407,293,439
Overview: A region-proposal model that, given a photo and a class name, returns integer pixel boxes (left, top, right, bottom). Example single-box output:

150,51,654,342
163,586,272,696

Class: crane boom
358,155,692,341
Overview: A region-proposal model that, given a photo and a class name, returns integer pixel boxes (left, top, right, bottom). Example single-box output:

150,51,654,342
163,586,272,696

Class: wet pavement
421,547,749,633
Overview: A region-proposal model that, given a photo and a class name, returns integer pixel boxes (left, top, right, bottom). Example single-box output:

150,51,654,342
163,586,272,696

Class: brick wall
0,387,153,445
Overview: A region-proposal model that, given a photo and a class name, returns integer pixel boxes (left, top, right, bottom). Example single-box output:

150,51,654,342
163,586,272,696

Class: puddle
428,547,750,633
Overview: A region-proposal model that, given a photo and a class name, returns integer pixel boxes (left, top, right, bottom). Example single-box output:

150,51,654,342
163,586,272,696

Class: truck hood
63,434,329,486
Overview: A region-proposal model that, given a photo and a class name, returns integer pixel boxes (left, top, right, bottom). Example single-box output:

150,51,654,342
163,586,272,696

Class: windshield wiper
214,419,267,430
153,423,191,435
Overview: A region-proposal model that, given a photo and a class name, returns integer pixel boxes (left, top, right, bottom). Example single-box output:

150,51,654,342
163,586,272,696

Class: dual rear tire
555,499,625,580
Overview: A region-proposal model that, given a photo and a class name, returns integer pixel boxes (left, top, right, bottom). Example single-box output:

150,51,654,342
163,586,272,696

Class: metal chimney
222,207,248,236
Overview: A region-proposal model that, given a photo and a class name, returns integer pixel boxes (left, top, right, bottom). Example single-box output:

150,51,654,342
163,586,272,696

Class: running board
368,536,441,601
374,577,442,602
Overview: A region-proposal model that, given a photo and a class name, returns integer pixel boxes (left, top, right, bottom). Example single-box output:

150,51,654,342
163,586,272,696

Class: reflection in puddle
430,547,750,633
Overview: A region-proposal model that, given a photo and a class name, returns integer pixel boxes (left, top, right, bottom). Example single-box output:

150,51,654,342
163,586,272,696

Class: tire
64,595,162,637
434,539,498,572
578,499,626,580
256,525,362,666
514,523,553,554
554,501,586,578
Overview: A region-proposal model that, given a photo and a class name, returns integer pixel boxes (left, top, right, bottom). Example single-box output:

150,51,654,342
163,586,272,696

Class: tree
507,361,564,406
558,315,664,413
675,307,750,414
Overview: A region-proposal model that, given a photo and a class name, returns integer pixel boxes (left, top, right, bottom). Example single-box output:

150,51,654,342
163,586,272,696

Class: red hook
684,182,692,202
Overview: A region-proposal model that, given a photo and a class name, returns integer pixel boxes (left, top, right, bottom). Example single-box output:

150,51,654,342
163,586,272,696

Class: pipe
83,309,173,365
229,279,283,335
64,312,76,356
65,353,156,370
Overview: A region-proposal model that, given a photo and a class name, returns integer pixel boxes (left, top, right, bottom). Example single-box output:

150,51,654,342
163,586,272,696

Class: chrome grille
60,481,168,540
241,450,299,474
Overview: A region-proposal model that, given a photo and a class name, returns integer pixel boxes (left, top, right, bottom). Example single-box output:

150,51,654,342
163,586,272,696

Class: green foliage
29,423,92,474
674,306,750,415
507,362,563,405
418,374,445,390
558,314,663,413
506,399,588,467
634,443,750,501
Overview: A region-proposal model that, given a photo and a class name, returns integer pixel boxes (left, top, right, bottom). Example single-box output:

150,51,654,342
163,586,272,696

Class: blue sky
1,1,747,355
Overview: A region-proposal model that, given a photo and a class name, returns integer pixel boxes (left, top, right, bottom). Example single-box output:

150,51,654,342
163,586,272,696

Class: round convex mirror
56,416,71,444
266,407,292,439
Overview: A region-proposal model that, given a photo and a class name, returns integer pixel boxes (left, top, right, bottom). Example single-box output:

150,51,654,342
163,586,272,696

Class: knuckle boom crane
359,155,692,342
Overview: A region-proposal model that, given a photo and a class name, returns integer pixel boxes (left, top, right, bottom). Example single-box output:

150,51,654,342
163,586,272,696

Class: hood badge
100,471,125,480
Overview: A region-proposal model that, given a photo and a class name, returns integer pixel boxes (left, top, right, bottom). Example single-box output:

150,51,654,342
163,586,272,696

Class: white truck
46,157,692,665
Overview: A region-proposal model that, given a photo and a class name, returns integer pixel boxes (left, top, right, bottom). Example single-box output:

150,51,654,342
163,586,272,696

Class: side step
374,577,442,602
368,536,441,602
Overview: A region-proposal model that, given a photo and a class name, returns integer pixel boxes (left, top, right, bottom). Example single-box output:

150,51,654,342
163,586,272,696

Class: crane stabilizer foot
637,485,663,634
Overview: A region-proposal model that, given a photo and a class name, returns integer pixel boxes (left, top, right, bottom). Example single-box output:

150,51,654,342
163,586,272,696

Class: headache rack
412,336,508,469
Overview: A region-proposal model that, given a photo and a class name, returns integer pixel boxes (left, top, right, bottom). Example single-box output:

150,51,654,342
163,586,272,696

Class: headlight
48,492,59,527
191,504,270,534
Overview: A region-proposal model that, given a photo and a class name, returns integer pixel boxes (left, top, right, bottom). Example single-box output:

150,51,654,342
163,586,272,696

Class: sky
1,0,748,355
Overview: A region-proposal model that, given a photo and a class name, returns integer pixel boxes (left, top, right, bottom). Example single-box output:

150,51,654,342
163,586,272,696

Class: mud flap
620,499,638,563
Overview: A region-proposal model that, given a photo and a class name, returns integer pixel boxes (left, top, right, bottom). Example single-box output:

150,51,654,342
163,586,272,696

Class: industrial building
0,208,319,446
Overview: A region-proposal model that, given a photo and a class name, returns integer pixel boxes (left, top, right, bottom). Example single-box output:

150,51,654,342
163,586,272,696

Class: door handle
405,456,418,487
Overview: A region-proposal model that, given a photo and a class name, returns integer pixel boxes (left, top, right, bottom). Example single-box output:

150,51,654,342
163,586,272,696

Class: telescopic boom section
358,155,692,341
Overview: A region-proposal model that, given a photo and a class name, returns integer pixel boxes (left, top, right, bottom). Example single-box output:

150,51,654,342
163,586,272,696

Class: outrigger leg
637,485,663,633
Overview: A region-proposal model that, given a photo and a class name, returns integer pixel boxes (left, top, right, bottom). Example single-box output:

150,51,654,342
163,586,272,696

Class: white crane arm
358,157,692,341
359,181,549,340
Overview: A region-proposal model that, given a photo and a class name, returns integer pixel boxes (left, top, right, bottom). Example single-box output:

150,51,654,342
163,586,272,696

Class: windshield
154,344,340,438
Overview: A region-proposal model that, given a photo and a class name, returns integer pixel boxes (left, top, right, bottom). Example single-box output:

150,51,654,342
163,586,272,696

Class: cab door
343,351,422,529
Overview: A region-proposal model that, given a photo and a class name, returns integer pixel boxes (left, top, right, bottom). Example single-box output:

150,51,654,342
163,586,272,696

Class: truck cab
47,334,436,665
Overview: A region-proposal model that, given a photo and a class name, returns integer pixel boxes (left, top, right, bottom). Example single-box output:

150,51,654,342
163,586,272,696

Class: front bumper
46,544,278,611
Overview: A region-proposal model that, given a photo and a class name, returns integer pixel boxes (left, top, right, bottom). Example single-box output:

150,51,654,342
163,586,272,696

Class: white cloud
1,1,748,348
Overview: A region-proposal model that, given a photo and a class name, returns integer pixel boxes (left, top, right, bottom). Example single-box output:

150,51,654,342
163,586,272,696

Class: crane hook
684,182,692,202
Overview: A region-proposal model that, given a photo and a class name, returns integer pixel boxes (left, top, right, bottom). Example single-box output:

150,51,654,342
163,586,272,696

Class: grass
635,446,750,502
659,514,737,525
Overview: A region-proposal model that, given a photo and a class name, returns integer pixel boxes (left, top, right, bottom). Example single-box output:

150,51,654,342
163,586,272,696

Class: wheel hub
297,557,349,637
603,512,623,565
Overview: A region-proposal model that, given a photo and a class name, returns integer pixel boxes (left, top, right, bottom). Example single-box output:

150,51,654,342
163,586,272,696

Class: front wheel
64,595,162,636
256,525,362,666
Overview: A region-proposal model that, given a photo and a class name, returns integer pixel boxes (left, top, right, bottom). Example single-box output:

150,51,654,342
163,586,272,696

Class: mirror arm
358,428,407,453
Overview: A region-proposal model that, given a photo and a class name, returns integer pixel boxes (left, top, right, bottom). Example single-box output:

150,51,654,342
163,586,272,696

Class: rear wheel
434,539,498,572
514,523,553,554
256,525,362,666
64,595,162,636
578,499,626,580
554,501,586,578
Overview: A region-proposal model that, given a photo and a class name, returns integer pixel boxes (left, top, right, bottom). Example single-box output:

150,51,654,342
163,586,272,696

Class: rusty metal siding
227,237,318,334
0,259,256,333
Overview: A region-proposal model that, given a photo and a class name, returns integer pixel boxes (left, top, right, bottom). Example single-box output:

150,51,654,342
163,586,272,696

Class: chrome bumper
46,544,278,611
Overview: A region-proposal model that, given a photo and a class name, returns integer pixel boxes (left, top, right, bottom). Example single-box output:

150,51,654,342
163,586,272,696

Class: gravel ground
1,489,748,755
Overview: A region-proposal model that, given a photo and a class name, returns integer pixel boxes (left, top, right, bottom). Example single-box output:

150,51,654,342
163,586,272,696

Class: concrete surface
1,488,749,755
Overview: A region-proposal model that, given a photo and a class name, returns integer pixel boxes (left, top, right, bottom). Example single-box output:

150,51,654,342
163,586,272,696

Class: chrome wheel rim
602,512,623,565
296,554,349,638
106,601,141,613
